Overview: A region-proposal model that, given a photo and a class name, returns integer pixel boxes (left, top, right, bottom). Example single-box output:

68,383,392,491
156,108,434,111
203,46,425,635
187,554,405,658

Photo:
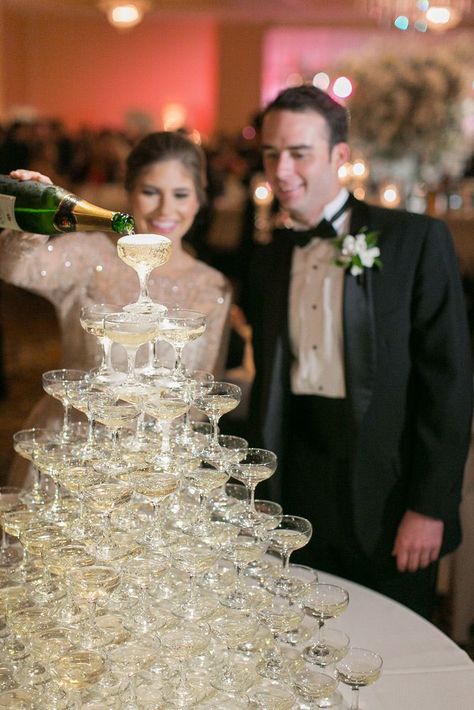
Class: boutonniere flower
334,228,382,277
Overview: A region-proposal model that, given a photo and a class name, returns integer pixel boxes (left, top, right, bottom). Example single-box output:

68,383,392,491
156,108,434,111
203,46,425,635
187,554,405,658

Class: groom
246,85,472,617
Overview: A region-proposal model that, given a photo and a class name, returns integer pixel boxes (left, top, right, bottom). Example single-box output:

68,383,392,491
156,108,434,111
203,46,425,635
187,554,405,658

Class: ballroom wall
0,4,265,137
1,3,473,139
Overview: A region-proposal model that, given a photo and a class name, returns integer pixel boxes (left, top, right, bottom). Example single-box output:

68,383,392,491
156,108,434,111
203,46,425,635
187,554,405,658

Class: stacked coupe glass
0,234,382,709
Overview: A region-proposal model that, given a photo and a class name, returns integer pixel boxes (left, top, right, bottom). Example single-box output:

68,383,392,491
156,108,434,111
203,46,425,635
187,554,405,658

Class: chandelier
364,0,472,31
99,1,151,29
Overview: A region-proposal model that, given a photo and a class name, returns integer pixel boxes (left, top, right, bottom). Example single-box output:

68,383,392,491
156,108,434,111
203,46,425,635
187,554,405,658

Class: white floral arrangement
334,229,382,277
335,38,474,181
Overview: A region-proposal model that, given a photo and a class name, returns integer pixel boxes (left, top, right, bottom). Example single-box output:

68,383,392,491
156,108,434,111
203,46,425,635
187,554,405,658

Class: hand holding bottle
9,169,53,185
0,171,134,235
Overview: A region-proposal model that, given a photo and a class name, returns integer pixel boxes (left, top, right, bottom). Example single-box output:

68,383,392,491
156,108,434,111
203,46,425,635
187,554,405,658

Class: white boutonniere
334,228,382,277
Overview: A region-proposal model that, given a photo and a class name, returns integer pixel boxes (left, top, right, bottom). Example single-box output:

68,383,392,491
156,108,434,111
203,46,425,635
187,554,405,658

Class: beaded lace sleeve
0,229,116,306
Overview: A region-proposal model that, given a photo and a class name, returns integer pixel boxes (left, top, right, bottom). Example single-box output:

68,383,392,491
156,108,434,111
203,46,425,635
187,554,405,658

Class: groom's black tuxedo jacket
247,196,473,559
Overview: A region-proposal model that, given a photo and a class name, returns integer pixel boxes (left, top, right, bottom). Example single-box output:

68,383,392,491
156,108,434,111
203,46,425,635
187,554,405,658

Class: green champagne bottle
0,175,134,235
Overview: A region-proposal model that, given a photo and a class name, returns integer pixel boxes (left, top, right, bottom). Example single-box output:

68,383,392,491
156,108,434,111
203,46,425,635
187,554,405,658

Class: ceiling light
99,1,150,30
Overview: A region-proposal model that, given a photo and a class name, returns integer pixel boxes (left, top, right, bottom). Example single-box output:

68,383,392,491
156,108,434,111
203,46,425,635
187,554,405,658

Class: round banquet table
317,570,474,709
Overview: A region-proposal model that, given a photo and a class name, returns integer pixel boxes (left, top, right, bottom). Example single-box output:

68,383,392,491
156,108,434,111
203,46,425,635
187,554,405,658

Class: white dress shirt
289,188,350,398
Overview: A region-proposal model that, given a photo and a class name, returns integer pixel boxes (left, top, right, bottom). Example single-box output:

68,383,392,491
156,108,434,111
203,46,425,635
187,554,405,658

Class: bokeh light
242,125,257,140
312,72,330,91
333,76,353,99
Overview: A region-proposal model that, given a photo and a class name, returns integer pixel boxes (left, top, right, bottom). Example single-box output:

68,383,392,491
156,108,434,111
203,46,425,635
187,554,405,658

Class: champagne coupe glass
247,681,296,710
117,232,171,313
193,381,242,454
183,465,230,535
79,303,124,380
108,642,159,708
220,529,269,611
12,428,59,508
302,584,350,661
67,382,108,461
61,467,107,542
229,448,277,524
42,369,89,441
89,396,139,476
82,480,134,561
122,551,170,635
0,487,24,569
302,628,350,708
292,666,341,709
160,623,211,708
209,611,258,694
121,469,180,549
156,308,207,380
335,648,383,710
167,541,219,621
67,565,120,649
265,515,313,598
43,541,96,626
33,441,81,521
51,648,106,708
206,435,249,519
103,312,159,386
143,389,189,468
257,596,305,682
177,369,214,447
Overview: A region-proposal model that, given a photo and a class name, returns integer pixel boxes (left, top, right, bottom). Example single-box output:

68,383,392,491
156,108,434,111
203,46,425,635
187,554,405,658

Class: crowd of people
0,88,472,623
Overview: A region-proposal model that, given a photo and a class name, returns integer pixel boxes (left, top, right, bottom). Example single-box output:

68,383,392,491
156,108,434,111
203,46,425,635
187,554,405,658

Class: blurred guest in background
245,85,472,618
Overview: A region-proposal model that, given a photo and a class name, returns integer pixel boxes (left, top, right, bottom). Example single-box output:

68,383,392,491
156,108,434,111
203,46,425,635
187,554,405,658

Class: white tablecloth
318,571,474,709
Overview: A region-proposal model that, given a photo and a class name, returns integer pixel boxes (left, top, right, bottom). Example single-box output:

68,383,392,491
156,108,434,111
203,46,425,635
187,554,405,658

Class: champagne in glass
79,303,124,380
0,487,24,569
193,381,241,454
104,312,159,385
335,647,383,710
229,448,277,524
265,515,313,598
156,308,207,380
117,233,171,313
12,427,59,508
303,583,350,663
42,369,89,441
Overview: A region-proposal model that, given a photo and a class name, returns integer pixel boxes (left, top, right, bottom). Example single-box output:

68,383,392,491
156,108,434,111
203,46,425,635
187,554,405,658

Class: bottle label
0,194,21,230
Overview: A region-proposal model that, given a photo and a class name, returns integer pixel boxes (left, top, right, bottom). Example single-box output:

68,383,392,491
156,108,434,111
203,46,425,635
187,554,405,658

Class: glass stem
315,619,324,646
110,429,121,462
351,687,360,709
62,402,71,439
86,416,96,449
174,346,185,377
282,551,291,577
124,347,137,382
211,415,219,447
103,337,113,370
248,484,256,512
137,266,151,302
161,421,171,455
31,465,42,494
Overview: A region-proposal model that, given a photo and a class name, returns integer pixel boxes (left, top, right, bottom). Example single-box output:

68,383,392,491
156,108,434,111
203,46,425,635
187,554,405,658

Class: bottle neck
55,195,117,233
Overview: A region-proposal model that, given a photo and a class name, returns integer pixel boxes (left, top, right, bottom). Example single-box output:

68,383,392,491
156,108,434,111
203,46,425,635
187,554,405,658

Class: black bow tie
290,218,337,248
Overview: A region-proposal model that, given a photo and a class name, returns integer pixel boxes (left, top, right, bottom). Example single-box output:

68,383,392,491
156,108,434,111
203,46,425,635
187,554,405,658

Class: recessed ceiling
4,0,474,27
0,0,424,25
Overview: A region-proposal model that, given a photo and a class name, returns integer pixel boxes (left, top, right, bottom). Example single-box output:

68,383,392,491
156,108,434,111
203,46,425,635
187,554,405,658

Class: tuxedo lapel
343,199,376,429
